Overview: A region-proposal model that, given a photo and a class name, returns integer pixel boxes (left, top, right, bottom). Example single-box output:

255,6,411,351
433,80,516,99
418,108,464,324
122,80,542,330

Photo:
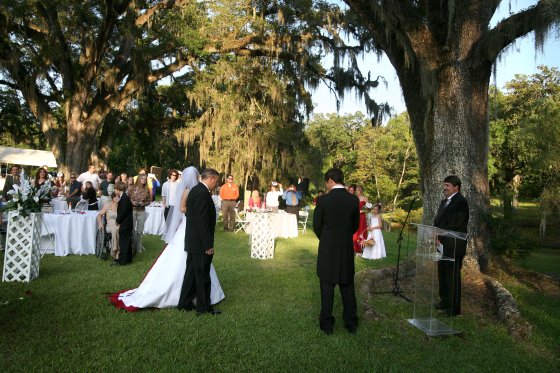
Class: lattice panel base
250,213,275,259
2,212,42,282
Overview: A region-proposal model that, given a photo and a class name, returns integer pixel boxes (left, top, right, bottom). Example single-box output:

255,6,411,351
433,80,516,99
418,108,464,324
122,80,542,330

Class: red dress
353,200,368,253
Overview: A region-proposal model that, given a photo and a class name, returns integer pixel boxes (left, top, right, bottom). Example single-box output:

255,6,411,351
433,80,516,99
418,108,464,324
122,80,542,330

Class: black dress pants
438,256,463,315
178,252,213,313
319,280,358,331
118,227,133,264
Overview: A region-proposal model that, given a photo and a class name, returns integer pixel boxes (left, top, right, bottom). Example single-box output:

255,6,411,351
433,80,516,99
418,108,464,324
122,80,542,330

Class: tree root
484,276,532,340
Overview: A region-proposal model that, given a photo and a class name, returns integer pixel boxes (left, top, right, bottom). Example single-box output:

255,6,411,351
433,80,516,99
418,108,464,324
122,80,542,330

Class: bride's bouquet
0,179,54,217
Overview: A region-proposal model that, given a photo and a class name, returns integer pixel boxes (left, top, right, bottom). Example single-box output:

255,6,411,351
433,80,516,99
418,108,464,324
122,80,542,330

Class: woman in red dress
352,185,368,254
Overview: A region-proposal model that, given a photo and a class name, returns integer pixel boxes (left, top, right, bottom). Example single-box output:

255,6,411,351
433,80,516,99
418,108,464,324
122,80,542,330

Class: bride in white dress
109,167,225,311
361,203,387,260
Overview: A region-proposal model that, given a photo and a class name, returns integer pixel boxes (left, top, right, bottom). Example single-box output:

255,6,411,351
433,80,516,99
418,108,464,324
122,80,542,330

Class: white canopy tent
0,146,57,168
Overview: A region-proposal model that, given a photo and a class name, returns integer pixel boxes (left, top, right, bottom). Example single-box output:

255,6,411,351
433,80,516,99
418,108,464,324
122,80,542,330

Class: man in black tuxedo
115,182,133,265
178,168,220,315
313,168,360,334
434,175,469,316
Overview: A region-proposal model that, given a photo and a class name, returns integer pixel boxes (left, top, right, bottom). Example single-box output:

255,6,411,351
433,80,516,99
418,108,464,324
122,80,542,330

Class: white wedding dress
361,214,387,260
110,216,225,311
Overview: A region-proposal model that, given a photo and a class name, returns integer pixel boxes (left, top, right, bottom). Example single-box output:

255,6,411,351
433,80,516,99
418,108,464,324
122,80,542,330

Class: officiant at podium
434,175,469,317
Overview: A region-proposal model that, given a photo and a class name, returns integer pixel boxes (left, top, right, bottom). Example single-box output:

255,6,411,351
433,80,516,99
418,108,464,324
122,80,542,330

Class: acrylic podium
408,224,467,336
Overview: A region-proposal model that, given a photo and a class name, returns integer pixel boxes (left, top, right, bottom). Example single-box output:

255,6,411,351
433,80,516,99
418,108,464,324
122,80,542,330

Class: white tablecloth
40,211,98,256
50,198,69,212
246,211,298,238
144,205,166,235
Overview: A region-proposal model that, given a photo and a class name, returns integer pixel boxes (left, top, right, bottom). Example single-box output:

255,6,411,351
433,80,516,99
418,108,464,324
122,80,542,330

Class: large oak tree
340,0,560,269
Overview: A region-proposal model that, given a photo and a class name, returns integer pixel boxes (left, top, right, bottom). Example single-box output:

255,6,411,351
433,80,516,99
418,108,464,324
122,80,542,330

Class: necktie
444,198,451,207
291,192,297,206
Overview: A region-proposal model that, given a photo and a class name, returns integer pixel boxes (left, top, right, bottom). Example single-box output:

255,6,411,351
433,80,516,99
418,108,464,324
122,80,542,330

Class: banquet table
246,211,298,238
40,211,98,256
144,204,166,236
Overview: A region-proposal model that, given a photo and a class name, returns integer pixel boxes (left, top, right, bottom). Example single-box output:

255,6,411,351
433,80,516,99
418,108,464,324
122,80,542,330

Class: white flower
33,196,39,203
12,195,19,202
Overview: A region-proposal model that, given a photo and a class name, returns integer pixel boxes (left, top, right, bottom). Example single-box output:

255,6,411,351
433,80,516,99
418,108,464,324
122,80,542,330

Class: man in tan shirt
219,174,239,232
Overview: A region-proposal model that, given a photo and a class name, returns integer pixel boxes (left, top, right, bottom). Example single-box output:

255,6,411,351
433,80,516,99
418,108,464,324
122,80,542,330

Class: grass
1,224,559,372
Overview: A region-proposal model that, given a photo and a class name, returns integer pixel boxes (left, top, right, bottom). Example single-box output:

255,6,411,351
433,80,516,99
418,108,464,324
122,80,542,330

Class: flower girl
362,203,387,260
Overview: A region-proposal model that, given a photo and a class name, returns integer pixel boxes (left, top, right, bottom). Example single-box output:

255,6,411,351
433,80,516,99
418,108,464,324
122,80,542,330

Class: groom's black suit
434,192,469,315
178,182,216,313
313,187,360,333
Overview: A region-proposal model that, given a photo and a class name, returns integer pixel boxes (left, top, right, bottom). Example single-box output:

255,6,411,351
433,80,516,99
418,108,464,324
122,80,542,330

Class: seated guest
82,181,99,210
65,173,82,208
248,190,264,211
33,167,50,188
97,192,120,264
282,184,303,219
51,172,66,198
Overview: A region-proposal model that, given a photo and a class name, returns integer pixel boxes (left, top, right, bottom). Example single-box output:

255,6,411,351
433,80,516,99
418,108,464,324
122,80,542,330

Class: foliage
0,178,53,217
305,112,419,209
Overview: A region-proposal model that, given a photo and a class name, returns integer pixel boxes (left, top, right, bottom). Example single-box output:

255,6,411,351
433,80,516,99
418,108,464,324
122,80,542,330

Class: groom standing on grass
178,168,221,315
313,168,360,335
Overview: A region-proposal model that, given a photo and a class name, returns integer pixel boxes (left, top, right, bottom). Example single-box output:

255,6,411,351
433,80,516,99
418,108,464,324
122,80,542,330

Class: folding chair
234,208,250,234
298,211,309,234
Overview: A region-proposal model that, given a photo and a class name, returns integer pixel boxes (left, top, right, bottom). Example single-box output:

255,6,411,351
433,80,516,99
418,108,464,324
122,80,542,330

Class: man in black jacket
115,181,133,265
434,175,469,316
313,168,360,335
178,168,220,315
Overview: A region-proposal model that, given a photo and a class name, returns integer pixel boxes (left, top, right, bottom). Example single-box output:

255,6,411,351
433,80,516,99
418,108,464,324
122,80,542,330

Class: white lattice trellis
2,211,42,282
250,212,275,259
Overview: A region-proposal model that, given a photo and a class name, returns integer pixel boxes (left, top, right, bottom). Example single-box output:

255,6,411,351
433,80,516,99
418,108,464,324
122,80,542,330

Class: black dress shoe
345,326,357,335
321,328,333,335
197,309,222,316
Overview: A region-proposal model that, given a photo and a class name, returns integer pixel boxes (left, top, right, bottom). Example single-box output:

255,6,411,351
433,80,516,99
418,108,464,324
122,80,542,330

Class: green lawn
1,227,558,372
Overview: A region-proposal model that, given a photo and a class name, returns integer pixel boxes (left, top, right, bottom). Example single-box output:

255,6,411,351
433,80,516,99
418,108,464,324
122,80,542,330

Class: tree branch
480,0,560,63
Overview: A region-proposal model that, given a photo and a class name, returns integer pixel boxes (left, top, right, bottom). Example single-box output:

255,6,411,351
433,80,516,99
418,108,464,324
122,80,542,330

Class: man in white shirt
161,169,179,220
77,164,101,190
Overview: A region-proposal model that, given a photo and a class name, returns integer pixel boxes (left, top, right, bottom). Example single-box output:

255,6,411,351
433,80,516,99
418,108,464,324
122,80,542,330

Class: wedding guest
115,182,133,265
126,176,135,192
248,190,264,211
97,192,120,264
347,184,356,195
65,173,82,208
128,173,151,252
119,173,128,185
162,169,179,220
2,165,21,202
134,168,156,200
361,203,387,260
77,164,101,190
353,186,369,255
82,181,99,210
51,172,66,198
282,183,303,219
313,190,324,205
100,171,114,197
265,182,283,212
33,167,49,188
219,174,239,232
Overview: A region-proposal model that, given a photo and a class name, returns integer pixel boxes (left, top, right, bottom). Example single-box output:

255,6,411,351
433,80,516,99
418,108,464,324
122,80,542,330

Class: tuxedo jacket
313,188,360,284
434,192,469,257
185,182,216,254
116,192,133,231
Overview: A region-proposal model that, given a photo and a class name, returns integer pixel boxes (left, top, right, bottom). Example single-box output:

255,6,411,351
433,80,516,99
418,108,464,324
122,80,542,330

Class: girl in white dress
109,167,225,311
362,203,387,260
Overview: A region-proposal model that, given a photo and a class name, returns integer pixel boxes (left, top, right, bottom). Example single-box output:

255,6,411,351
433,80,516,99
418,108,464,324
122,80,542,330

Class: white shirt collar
332,184,345,189
447,191,458,201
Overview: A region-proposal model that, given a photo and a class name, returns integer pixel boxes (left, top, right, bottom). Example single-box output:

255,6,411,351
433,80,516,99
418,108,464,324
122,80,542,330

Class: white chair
298,211,309,234
74,200,88,211
234,208,250,234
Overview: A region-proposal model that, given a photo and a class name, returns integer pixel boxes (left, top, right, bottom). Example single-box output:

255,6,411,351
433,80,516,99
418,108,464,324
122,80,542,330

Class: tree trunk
404,63,493,271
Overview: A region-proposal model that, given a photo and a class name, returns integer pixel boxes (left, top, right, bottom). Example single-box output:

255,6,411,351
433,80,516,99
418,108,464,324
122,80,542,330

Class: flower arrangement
0,179,54,217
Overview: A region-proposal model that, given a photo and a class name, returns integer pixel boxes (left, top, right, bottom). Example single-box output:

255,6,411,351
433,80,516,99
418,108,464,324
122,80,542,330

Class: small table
246,211,298,238
144,204,166,236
